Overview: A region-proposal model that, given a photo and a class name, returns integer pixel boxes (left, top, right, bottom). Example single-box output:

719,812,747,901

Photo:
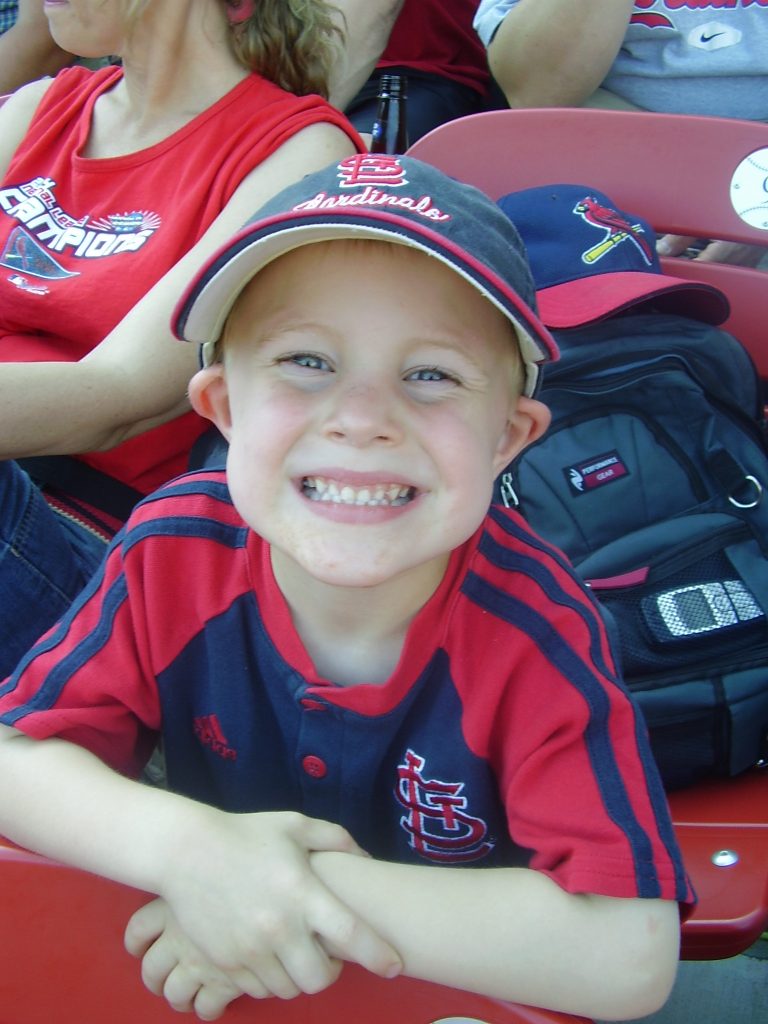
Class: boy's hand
126,898,252,1020
154,810,402,1000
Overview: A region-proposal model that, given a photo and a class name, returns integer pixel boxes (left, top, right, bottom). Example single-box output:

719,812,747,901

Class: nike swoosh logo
700,31,725,43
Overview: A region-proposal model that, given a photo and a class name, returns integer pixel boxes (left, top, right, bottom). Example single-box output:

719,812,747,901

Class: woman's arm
486,0,635,109
0,121,357,460
312,850,680,1021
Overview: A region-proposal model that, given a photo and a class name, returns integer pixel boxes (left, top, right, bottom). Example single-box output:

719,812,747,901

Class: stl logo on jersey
395,749,494,864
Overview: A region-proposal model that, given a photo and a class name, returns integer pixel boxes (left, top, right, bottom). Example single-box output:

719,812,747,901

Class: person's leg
0,461,107,677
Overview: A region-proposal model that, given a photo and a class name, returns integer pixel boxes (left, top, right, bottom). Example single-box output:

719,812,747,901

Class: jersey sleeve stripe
488,504,609,615
0,529,118,696
137,474,233,508
463,569,666,899
121,515,249,556
628,703,693,902
478,528,619,681
482,514,692,901
0,574,129,722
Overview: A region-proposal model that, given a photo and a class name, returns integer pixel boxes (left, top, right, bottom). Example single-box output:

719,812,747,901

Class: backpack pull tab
709,449,764,510
499,472,519,509
729,474,763,510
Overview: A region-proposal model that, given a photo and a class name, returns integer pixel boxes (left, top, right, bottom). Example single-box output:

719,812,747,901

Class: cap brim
538,272,730,329
173,208,558,397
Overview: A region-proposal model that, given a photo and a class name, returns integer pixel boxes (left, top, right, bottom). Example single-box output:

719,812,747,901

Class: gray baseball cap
173,155,558,397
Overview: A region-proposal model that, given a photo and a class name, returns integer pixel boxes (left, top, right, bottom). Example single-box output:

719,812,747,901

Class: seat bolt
711,849,740,867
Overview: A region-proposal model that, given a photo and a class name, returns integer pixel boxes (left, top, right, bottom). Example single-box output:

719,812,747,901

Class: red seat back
0,840,589,1024
407,107,768,376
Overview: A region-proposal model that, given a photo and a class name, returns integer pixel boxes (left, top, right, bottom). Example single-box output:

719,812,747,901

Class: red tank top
0,66,360,519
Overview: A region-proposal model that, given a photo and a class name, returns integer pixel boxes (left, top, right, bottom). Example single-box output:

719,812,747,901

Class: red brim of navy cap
496,184,731,330
539,271,731,329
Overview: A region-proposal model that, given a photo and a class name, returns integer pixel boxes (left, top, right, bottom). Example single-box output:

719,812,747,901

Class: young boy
0,155,691,1022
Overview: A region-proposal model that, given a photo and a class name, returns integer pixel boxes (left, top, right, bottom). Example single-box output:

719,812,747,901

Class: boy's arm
0,725,402,998
485,1,635,108
311,852,680,1021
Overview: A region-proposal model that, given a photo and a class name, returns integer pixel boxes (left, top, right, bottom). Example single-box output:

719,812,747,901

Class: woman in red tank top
0,0,363,677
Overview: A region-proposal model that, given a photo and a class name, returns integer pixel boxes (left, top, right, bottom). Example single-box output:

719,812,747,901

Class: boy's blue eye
281,353,330,371
406,367,457,383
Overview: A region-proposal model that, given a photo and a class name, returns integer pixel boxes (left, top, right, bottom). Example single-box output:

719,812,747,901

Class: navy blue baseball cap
174,155,558,397
497,184,730,329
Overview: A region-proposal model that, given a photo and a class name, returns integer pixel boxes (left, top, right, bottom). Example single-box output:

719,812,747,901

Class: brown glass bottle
369,73,409,154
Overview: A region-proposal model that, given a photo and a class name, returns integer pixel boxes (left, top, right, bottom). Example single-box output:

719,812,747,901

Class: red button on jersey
302,755,327,779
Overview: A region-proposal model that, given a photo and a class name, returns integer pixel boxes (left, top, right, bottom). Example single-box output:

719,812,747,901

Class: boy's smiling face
190,240,549,591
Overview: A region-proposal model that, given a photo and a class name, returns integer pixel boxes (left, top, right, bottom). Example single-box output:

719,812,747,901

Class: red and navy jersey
0,470,693,904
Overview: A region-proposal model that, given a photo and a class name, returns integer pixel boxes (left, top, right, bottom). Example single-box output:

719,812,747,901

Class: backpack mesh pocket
602,546,766,677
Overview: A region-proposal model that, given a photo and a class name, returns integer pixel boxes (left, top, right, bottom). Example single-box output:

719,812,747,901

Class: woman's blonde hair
124,1,344,99
228,0,344,99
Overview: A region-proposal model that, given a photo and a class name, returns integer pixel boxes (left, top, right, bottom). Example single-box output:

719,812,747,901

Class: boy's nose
322,382,403,446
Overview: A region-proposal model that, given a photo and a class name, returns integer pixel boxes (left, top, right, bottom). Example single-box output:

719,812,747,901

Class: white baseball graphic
730,148,768,230
430,1019,492,1024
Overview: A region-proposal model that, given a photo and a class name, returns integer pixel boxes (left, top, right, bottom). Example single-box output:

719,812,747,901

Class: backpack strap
18,456,144,522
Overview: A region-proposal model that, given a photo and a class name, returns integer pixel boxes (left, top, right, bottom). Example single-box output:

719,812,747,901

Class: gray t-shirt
473,0,768,121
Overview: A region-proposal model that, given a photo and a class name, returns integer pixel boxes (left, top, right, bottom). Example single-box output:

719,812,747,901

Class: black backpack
495,312,768,789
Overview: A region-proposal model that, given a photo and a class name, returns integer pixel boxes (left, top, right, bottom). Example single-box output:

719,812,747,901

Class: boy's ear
188,364,233,442
492,396,551,476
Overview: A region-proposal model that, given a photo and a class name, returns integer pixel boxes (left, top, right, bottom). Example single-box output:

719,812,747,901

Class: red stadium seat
408,107,768,960
667,769,768,959
0,838,589,1024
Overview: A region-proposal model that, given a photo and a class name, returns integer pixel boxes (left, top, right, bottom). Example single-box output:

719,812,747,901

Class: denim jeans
0,460,108,678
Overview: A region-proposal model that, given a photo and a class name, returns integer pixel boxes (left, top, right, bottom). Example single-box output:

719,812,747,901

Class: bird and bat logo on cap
572,195,655,267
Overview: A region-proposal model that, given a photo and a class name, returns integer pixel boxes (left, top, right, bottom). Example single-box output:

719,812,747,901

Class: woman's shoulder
0,76,54,177
6,65,121,141
0,65,122,178
37,64,122,110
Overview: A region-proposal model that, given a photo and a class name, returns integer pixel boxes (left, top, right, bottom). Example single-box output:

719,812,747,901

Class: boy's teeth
303,476,414,506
